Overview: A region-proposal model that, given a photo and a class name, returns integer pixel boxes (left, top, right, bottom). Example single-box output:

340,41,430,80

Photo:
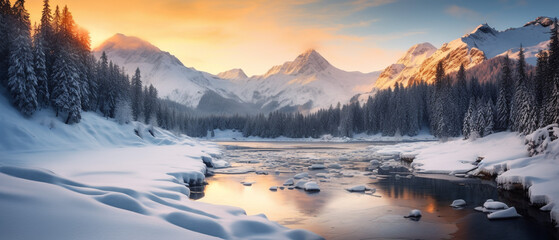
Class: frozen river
195,141,556,239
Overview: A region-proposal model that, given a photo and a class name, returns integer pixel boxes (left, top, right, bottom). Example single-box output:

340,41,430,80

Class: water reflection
195,141,556,240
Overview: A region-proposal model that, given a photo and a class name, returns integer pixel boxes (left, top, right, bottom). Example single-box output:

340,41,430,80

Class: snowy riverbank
370,131,559,226
0,95,320,240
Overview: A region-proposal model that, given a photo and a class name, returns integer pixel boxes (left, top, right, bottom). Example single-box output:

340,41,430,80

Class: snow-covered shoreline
0,95,321,240
370,131,559,226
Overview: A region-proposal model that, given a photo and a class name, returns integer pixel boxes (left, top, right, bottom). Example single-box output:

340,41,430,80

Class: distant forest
1,0,558,139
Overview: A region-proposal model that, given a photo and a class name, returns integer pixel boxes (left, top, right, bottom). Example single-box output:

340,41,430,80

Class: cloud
445,5,481,19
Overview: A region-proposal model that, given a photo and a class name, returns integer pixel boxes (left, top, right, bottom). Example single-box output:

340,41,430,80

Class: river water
194,141,557,240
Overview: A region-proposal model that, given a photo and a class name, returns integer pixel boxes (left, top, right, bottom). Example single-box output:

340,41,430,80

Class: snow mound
483,201,509,210
303,182,320,192
450,199,466,208
295,179,309,189
487,207,521,220
346,185,368,192
283,178,295,186
294,172,309,179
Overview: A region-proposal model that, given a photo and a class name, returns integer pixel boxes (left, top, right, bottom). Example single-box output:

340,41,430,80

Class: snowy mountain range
94,36,380,113
225,49,380,112
94,17,555,113
375,16,555,89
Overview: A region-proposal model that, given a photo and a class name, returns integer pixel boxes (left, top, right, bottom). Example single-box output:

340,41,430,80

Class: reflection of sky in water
198,142,555,240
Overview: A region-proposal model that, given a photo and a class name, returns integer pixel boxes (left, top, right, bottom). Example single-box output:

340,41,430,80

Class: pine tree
483,100,494,136
33,24,49,108
463,98,475,139
547,83,559,124
51,47,81,123
39,0,54,85
8,0,38,116
495,56,513,131
512,45,537,134
0,0,12,86
130,67,143,121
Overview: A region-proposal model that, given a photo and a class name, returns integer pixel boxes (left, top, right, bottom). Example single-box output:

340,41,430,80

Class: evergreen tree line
0,0,163,126
182,20,559,139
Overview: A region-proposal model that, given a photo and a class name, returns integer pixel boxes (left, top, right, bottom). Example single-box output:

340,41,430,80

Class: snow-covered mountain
94,35,379,113
217,68,248,80
227,49,381,112
93,34,246,112
94,36,380,113
374,43,437,89
376,16,555,89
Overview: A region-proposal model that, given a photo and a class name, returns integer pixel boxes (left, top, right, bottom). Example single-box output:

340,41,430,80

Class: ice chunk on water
346,185,368,192
315,173,329,178
308,164,325,170
409,209,422,217
483,201,508,210
283,178,294,186
241,181,255,186
450,199,466,207
540,202,554,211
487,207,521,219
327,163,342,169
303,182,320,192
295,179,309,189
294,172,309,179
269,186,278,191
212,160,231,169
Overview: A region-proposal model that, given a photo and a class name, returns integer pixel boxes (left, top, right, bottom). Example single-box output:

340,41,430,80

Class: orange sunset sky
25,0,559,76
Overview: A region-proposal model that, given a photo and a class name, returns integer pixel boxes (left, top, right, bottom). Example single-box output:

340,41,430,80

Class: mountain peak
396,42,437,65
468,23,498,36
524,16,554,27
217,68,248,80
263,49,332,77
94,33,160,53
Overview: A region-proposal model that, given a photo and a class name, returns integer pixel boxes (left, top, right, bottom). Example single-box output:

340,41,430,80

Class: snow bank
374,129,559,225
0,93,321,239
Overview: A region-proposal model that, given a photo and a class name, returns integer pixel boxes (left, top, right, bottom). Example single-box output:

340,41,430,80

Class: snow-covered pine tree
33,24,49,108
495,56,513,131
544,18,559,125
547,83,559,124
130,67,143,121
85,54,97,110
483,99,494,136
456,64,469,122
39,0,54,85
512,45,537,135
474,98,486,137
8,0,38,116
0,0,12,86
462,98,475,139
51,47,81,124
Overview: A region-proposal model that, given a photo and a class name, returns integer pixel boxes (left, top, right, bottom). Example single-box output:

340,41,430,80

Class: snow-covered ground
370,131,559,226
206,129,436,143
0,93,320,240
